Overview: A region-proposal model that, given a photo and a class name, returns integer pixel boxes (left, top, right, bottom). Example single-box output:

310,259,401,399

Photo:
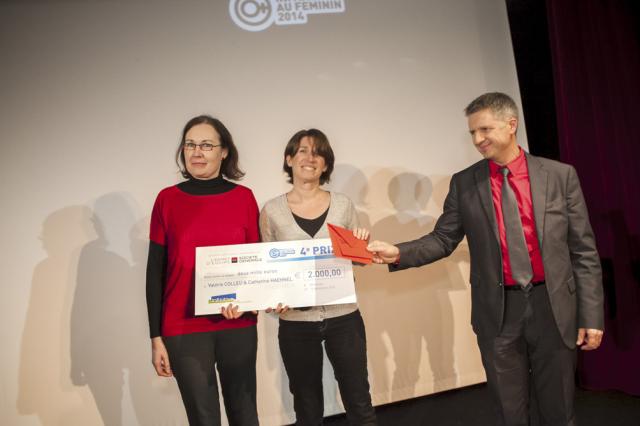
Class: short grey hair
464,92,519,120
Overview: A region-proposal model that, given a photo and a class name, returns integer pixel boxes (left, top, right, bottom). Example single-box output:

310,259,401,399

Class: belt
504,281,545,292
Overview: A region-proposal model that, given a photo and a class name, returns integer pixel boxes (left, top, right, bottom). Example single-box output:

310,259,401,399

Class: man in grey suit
367,92,604,426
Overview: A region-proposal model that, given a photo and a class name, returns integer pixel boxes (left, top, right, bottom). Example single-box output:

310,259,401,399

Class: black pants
279,310,377,426
477,285,576,426
163,325,258,426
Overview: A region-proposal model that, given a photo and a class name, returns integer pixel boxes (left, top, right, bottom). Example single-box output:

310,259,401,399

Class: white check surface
195,238,356,314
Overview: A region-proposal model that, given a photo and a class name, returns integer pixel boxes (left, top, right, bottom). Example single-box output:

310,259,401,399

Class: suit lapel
474,161,500,243
525,153,547,248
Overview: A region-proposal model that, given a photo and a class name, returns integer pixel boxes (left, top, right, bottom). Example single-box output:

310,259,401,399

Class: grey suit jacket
391,152,604,348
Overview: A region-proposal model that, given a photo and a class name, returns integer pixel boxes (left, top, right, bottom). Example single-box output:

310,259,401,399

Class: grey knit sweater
259,191,360,321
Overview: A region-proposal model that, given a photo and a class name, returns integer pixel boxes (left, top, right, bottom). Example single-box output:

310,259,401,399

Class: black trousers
279,310,377,426
477,285,576,426
163,325,258,426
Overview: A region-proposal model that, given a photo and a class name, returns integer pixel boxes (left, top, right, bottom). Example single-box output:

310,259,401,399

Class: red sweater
150,184,259,336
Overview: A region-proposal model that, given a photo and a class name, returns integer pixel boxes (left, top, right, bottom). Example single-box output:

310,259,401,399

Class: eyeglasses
183,142,221,151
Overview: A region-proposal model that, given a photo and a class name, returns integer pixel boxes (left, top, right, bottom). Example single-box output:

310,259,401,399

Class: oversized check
195,238,356,314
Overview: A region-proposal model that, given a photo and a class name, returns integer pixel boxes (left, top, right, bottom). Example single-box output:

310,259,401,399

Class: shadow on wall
17,205,98,425
17,193,184,426
331,164,470,404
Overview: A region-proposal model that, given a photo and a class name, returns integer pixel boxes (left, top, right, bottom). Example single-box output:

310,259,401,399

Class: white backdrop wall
0,0,527,425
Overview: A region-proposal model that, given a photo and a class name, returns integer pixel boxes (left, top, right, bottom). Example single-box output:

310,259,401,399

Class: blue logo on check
269,248,295,258
209,293,237,304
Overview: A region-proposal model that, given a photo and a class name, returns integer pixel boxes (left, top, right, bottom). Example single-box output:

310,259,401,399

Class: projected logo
229,0,346,32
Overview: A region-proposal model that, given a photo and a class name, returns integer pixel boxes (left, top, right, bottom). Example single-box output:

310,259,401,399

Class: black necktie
500,167,533,288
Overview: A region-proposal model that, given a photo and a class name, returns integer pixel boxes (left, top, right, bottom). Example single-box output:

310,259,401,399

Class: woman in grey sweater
259,129,377,426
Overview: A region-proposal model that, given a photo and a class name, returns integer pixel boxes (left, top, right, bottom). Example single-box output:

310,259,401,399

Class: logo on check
209,293,237,304
269,248,296,258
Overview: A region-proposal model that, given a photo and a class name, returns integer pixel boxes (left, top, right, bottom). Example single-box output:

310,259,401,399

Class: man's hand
367,241,400,264
577,328,604,350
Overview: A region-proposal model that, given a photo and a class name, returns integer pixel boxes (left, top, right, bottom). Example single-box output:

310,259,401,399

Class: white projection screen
0,0,527,425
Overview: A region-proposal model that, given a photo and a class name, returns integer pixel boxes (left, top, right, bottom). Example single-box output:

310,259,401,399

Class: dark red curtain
546,0,640,395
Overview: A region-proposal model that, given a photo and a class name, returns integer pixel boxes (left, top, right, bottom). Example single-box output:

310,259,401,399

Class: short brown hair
283,129,335,185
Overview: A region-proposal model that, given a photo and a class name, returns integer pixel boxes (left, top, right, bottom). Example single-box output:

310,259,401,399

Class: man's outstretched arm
368,175,465,269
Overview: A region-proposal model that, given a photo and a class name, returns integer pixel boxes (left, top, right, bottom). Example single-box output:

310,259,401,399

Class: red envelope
327,223,373,264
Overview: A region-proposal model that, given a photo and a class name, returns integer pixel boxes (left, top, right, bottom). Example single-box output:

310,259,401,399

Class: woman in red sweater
146,115,259,426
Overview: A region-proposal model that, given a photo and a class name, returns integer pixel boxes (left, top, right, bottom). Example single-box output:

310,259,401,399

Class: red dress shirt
489,149,545,286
